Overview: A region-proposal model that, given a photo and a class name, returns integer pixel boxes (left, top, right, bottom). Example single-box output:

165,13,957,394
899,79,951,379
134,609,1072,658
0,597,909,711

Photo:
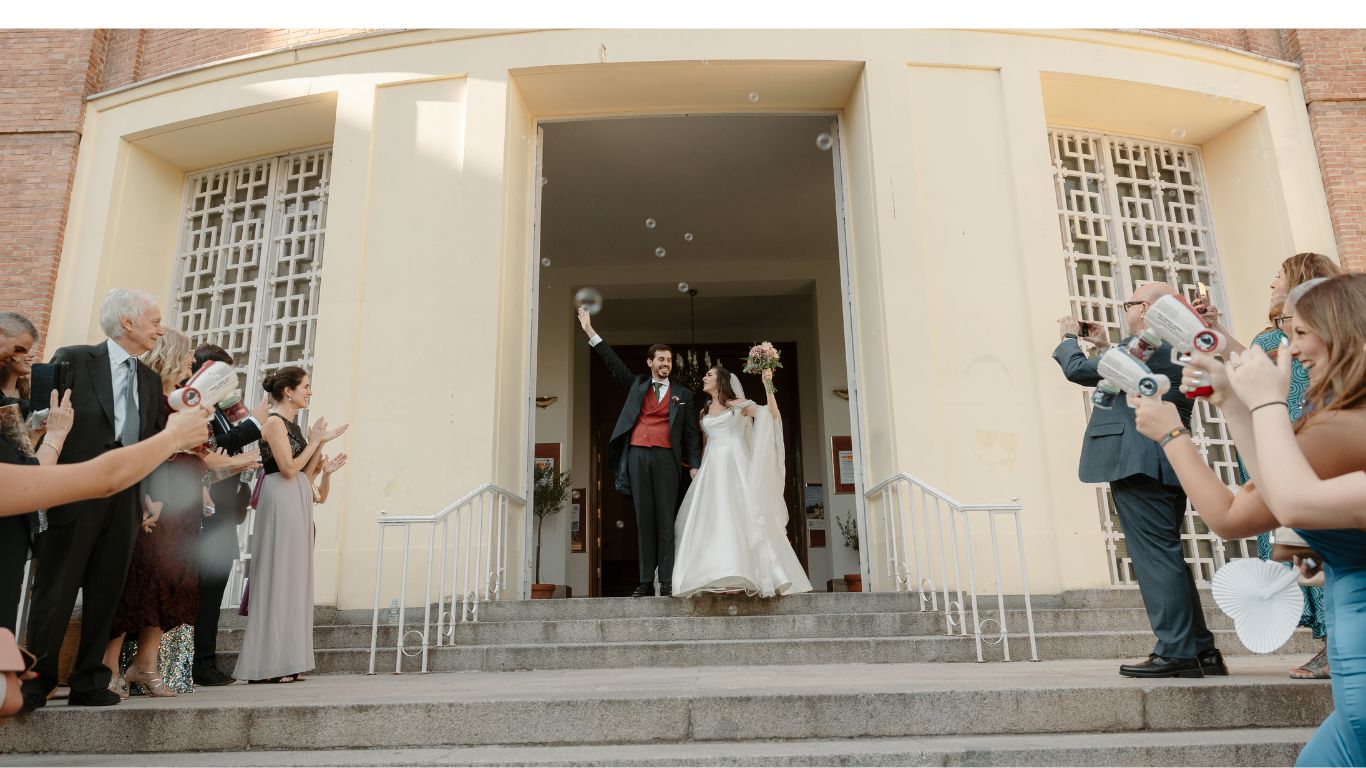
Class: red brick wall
1289,29,1366,270
0,30,106,342
109,29,381,88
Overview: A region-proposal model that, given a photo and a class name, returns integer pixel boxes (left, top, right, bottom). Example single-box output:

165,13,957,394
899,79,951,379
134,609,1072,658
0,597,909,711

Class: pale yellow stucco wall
50,29,1333,608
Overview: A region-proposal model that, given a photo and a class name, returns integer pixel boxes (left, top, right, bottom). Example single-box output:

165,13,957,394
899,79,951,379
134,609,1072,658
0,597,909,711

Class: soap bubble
614,519,624,529
748,92,760,103
574,287,603,315
677,282,690,293
684,233,694,242
1170,128,1188,141
540,177,548,186
816,132,834,151
727,605,738,616
655,247,667,258
541,258,552,267
645,218,657,229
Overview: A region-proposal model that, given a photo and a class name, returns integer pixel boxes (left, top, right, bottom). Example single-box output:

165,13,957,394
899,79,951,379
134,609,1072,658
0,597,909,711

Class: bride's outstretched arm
762,370,779,418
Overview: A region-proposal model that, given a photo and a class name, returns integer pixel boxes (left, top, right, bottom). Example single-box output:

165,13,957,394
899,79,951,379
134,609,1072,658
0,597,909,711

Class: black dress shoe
630,582,654,598
1119,654,1204,678
68,687,123,706
1198,648,1229,676
193,662,237,687
18,688,47,714
659,585,673,597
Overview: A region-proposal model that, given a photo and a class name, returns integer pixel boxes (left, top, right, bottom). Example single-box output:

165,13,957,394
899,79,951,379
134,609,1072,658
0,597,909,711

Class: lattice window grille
1048,128,1256,585
171,147,332,401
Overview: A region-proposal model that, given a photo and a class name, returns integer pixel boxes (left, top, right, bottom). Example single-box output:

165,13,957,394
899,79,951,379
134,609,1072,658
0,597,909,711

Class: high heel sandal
125,666,177,697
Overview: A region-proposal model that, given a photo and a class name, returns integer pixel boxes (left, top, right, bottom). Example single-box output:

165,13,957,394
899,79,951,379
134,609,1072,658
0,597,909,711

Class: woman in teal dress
1135,273,1366,766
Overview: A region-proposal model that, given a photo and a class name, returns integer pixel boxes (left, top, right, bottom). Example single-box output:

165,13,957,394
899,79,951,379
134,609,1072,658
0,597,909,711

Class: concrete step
218,587,1218,628
1,657,1330,755
4,728,1315,766
215,607,1248,653
217,628,1318,674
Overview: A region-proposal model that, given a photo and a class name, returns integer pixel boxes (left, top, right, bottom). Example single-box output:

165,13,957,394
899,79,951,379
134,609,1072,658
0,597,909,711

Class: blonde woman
100,331,254,696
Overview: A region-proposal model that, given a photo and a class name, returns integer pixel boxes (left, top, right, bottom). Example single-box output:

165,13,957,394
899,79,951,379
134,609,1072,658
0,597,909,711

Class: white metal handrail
864,473,1039,663
367,483,525,674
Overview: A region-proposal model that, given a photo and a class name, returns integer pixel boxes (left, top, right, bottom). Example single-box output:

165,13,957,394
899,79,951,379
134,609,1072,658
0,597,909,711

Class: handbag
248,472,264,510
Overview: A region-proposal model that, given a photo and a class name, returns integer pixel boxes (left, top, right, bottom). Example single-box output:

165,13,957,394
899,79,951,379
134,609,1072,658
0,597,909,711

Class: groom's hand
576,306,595,337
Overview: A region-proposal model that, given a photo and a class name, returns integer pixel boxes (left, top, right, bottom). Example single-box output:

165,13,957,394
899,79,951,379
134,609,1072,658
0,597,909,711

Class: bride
672,365,814,598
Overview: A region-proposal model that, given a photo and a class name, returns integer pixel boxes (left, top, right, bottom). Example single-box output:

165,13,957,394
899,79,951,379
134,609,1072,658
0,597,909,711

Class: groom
577,307,702,597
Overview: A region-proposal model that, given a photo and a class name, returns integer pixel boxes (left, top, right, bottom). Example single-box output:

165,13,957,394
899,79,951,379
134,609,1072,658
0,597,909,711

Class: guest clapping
233,366,347,684
1130,273,1366,767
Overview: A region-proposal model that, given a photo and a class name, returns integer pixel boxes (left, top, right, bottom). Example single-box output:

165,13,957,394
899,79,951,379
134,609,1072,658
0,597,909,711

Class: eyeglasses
1273,315,1293,326
1121,300,1148,311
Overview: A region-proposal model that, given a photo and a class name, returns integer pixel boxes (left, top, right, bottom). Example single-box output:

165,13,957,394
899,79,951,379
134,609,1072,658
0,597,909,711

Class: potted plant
836,511,863,592
532,463,572,599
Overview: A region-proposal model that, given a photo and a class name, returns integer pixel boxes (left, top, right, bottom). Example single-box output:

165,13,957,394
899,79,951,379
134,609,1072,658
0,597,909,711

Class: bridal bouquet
743,341,783,394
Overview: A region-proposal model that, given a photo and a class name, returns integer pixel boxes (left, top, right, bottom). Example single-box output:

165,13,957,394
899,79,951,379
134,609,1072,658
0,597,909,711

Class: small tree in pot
532,463,573,598
836,511,863,592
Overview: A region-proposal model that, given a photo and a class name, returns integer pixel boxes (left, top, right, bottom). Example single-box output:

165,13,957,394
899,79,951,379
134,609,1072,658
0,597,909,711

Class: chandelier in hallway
672,287,716,394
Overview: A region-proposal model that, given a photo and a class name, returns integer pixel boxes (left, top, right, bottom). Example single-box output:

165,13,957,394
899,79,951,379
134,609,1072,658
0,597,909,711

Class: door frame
523,109,871,595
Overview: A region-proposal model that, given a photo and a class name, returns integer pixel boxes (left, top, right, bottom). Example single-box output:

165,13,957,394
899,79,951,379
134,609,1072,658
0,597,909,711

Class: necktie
653,382,664,402
121,357,140,445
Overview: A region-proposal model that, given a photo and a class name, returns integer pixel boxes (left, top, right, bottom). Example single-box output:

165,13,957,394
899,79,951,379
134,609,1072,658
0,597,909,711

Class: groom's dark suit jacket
593,342,702,496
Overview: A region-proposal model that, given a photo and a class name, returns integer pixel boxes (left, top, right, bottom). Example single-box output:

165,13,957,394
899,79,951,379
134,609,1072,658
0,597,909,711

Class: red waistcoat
630,384,673,449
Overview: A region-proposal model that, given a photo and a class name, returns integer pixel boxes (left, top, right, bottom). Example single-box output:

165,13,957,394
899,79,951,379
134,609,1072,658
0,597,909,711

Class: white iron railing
367,483,525,674
864,473,1039,663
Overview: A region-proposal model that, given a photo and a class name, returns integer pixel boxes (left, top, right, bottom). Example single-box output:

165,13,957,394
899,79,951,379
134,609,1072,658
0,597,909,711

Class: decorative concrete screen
171,147,332,397
1048,129,1255,585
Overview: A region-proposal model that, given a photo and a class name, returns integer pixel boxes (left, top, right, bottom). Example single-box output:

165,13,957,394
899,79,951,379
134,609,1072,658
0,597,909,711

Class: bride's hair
703,365,739,413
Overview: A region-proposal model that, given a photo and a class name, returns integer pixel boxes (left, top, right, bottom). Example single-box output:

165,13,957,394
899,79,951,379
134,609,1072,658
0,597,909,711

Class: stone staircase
210,588,1317,674
0,588,1328,766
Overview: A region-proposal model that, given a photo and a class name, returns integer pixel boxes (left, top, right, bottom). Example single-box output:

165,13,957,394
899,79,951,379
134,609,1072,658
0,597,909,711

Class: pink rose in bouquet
743,341,783,394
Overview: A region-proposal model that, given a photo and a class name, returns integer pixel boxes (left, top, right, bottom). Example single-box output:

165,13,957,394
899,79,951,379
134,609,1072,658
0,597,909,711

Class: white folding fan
1211,558,1304,654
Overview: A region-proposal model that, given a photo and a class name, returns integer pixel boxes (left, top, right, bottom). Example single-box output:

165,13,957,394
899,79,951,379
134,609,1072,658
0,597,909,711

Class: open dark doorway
589,341,806,597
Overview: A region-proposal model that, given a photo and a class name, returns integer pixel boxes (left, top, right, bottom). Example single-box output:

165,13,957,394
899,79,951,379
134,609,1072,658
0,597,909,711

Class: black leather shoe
68,687,123,706
18,687,47,714
193,662,237,687
659,585,673,597
630,582,654,598
1198,648,1229,676
1119,654,1204,678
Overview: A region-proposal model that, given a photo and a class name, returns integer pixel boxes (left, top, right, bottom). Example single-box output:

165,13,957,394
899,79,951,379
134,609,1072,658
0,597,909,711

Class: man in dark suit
190,343,266,687
21,289,167,710
1053,281,1224,679
577,307,702,597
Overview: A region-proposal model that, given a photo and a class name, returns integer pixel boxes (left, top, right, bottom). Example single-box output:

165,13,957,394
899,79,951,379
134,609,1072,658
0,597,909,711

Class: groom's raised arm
577,307,635,390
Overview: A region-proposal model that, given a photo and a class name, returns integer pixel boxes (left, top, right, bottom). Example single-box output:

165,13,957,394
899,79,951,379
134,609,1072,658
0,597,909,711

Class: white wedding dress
671,394,814,598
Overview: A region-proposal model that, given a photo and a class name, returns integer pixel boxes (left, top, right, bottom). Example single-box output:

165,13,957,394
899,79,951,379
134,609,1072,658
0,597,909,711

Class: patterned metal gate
1047,128,1256,585
171,147,332,395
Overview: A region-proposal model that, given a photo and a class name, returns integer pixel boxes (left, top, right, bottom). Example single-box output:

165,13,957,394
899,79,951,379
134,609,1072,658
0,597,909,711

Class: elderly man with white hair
20,288,167,712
